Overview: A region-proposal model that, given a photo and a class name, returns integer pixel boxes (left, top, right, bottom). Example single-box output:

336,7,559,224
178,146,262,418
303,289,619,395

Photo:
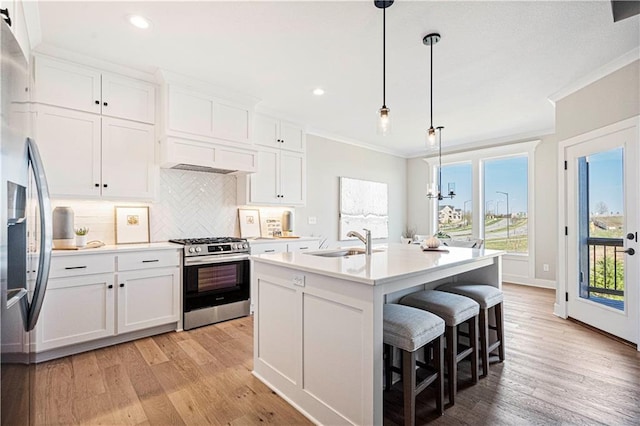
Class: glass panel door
566,125,638,344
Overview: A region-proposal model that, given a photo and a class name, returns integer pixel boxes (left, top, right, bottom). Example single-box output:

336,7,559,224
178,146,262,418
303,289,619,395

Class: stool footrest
488,340,502,354
456,345,474,363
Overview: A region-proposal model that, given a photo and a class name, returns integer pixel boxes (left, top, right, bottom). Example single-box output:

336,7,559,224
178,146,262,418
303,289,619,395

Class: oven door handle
184,254,250,266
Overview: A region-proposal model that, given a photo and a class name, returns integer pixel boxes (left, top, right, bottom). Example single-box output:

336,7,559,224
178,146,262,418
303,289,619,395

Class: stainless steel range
169,237,250,330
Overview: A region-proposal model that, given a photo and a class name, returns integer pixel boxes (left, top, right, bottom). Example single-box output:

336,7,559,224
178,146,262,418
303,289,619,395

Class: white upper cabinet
34,105,155,200
254,113,305,152
101,73,156,124
33,55,155,124
166,84,251,146
238,148,306,206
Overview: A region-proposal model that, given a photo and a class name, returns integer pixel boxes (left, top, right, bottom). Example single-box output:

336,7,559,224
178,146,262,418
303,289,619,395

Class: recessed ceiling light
128,15,151,29
313,88,325,96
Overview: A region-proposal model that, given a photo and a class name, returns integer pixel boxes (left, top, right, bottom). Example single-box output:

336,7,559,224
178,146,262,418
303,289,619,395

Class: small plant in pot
75,227,89,248
401,226,416,244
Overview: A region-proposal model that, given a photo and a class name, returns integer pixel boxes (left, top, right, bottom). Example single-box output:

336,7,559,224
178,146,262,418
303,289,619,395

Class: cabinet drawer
117,250,180,271
250,242,287,255
49,255,115,278
287,240,320,252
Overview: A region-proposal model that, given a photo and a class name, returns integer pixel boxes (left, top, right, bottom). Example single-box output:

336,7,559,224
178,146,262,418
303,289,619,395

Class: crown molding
305,128,407,158
548,47,640,104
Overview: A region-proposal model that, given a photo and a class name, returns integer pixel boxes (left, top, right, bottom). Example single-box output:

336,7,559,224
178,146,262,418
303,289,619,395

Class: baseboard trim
503,275,556,289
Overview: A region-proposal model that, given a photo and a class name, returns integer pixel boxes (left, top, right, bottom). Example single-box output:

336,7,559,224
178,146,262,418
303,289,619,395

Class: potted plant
75,227,89,248
401,226,416,244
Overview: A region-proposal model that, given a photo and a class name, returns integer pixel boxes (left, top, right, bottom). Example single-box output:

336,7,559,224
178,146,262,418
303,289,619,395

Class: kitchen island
251,243,503,425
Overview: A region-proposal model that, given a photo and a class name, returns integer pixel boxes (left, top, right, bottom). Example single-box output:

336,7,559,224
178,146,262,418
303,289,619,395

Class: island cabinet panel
302,293,365,426
256,279,298,384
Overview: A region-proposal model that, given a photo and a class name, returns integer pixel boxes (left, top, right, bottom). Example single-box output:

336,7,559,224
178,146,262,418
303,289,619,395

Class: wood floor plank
35,283,639,425
134,337,170,366
70,351,106,401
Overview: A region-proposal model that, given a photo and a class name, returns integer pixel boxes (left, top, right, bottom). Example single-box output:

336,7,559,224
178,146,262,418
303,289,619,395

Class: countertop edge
52,242,182,256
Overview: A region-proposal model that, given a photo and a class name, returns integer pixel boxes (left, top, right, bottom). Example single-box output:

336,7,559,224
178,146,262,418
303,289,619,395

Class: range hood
159,136,258,175
170,163,236,174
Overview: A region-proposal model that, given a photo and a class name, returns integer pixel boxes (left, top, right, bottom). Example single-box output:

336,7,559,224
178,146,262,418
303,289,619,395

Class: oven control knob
188,247,195,253
195,247,202,253
243,243,249,249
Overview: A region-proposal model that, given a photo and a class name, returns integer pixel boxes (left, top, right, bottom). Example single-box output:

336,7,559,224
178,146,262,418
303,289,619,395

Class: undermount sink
306,248,384,257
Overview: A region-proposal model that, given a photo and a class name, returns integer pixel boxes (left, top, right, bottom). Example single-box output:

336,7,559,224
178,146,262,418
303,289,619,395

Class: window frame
425,140,539,262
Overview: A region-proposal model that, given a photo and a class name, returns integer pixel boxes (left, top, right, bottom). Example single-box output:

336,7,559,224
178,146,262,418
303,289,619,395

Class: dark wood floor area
35,284,640,425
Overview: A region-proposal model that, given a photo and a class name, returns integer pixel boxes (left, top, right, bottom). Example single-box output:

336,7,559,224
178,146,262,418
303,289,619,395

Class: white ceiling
36,1,639,157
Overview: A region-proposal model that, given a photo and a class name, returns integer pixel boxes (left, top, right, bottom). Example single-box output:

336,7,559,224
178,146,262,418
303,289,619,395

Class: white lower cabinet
117,267,180,334
35,273,115,352
35,249,180,356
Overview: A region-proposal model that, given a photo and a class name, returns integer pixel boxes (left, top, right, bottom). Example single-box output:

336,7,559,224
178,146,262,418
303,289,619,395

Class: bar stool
383,304,445,425
400,290,479,405
437,283,505,377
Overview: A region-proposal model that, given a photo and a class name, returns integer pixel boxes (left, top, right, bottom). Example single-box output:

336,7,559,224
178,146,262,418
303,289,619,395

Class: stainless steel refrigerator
1,19,52,425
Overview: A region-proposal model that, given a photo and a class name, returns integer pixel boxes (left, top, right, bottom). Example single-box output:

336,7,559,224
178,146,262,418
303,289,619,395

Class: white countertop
251,243,504,285
246,236,320,245
51,242,182,256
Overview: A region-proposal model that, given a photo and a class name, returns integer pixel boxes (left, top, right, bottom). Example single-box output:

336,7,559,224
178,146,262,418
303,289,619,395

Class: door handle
616,248,635,256
627,232,638,242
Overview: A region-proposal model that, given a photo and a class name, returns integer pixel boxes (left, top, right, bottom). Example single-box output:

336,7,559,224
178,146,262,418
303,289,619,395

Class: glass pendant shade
377,107,391,135
427,126,437,150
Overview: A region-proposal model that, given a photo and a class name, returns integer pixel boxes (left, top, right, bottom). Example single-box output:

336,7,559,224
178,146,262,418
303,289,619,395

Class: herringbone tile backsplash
52,169,239,244
152,169,239,240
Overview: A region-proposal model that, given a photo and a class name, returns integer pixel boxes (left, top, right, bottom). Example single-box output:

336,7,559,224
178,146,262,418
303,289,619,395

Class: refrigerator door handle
26,138,53,331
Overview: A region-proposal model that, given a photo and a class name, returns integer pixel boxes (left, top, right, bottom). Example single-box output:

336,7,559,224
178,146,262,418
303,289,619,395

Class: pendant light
424,32,440,150
427,126,456,200
375,0,394,135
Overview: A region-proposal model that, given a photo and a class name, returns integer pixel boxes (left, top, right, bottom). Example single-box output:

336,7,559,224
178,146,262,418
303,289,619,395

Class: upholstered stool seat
438,283,505,377
400,290,480,405
383,304,445,425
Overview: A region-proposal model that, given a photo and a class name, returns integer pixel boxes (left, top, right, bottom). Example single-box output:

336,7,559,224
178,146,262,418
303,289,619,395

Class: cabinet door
33,56,101,114
250,149,280,204
101,73,155,124
101,117,155,200
280,151,305,205
167,85,214,137
34,273,115,352
213,100,250,145
279,121,305,152
117,267,180,334
254,114,280,149
34,105,101,198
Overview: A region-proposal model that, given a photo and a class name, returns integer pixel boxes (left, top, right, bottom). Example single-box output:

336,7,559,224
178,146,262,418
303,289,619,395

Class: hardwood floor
35,284,640,425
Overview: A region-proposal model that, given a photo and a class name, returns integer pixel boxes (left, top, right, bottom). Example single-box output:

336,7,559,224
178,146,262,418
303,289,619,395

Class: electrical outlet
293,274,305,287
308,216,317,225
543,263,549,272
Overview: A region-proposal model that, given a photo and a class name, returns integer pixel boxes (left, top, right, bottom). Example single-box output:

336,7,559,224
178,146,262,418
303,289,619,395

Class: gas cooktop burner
169,237,246,245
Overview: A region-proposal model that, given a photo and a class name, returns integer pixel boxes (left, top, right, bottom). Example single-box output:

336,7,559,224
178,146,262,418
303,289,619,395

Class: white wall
294,135,407,248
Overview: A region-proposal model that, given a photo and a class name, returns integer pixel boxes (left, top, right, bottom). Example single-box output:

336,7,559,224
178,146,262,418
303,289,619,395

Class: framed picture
238,209,261,238
115,206,150,244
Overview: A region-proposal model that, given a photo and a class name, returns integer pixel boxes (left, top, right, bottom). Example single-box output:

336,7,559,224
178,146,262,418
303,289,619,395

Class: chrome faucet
347,228,372,255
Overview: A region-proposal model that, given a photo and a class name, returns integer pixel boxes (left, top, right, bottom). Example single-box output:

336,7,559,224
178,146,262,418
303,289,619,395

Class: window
437,163,472,239
428,141,536,256
483,156,528,253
